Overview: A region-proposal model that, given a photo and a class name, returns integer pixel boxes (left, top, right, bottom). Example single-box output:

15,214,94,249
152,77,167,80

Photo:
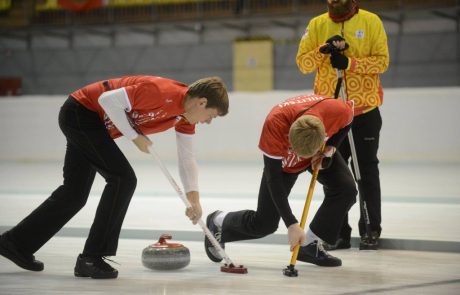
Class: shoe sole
297,257,342,267
74,271,90,278
360,237,379,250
0,242,44,272
204,211,224,263
75,274,118,279
359,243,379,250
74,269,118,279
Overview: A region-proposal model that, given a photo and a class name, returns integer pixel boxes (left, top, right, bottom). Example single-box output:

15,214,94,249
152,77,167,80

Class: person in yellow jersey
296,0,389,250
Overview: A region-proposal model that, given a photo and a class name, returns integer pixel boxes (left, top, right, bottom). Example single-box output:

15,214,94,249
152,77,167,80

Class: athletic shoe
0,233,44,271
74,254,118,279
204,210,225,262
322,238,351,251
359,231,379,250
297,240,342,267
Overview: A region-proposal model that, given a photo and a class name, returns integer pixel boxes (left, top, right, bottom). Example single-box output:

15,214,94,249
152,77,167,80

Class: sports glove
326,35,346,44
330,50,349,70
319,35,349,54
311,146,336,170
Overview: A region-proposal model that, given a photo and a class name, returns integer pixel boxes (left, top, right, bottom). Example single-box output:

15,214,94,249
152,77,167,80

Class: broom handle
289,163,321,266
148,146,234,266
335,69,372,237
336,69,362,180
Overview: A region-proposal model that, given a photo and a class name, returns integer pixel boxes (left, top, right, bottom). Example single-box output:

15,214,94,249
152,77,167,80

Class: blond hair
187,76,229,116
289,115,325,157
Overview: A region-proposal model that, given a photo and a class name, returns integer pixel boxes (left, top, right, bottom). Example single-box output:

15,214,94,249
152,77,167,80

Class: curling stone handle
158,234,172,244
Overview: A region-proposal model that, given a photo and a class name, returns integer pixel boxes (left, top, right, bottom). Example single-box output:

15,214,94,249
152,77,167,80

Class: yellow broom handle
289,147,323,265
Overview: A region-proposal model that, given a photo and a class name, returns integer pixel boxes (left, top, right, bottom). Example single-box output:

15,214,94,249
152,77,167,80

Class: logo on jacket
302,26,309,39
355,30,364,39
282,149,303,169
103,110,166,131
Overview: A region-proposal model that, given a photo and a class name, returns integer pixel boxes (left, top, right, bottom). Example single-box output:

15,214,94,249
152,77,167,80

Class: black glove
320,156,333,169
319,43,335,54
330,50,349,69
319,35,349,54
311,147,335,170
326,35,346,44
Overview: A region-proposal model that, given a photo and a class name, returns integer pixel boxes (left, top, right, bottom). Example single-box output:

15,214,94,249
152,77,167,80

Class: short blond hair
289,115,325,157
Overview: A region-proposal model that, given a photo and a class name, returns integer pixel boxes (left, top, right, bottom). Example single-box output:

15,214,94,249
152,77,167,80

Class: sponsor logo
356,30,364,39
282,149,303,168
301,26,309,39
104,110,167,130
278,95,324,108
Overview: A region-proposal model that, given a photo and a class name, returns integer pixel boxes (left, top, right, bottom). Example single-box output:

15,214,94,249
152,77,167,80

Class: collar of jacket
328,0,359,23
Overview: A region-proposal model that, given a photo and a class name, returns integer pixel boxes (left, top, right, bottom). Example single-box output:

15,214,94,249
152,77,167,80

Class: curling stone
142,234,190,270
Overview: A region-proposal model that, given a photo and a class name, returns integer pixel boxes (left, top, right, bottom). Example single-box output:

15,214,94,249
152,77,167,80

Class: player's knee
123,172,137,191
344,182,358,205
105,171,137,202
258,222,278,237
119,172,137,194
49,185,89,211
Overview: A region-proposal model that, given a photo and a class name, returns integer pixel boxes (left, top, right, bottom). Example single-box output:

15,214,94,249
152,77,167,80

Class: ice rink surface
1,160,460,294
1,238,460,295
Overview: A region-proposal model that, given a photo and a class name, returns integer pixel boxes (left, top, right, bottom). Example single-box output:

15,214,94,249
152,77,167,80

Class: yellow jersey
296,9,389,114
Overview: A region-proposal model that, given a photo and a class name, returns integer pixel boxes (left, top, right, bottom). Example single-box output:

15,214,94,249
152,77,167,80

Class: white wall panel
1,87,459,163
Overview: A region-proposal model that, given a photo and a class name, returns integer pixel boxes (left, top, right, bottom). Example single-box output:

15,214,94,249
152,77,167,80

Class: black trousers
7,97,137,256
221,152,356,245
337,107,382,238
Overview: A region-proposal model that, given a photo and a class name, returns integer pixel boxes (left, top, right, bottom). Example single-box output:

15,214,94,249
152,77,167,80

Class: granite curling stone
142,234,190,270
